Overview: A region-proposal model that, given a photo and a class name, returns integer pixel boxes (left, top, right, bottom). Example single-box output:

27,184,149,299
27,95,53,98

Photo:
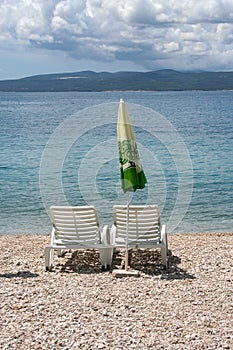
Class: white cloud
1,0,233,76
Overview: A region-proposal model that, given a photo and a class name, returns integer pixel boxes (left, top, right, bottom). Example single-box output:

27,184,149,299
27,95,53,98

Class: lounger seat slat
116,222,160,230
53,217,98,225
55,233,98,240
55,224,98,232
54,239,100,245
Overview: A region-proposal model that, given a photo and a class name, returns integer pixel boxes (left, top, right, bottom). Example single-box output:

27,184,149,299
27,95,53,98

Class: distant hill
1,70,233,91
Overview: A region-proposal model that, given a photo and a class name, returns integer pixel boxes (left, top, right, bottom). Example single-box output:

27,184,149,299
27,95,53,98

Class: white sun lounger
110,205,168,268
45,206,113,271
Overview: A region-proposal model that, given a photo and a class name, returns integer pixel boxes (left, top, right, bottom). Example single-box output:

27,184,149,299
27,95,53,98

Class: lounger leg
99,226,113,270
161,247,167,269
161,224,168,255
99,248,113,271
105,247,113,269
45,246,54,271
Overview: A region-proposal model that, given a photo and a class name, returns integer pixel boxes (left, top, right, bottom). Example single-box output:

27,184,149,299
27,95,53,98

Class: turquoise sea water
0,91,232,234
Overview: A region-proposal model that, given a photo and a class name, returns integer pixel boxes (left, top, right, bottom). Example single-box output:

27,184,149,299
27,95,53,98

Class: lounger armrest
101,225,111,245
161,224,168,254
110,224,116,245
50,227,55,244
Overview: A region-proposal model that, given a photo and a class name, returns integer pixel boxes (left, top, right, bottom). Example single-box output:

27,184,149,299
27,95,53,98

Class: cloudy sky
1,0,233,79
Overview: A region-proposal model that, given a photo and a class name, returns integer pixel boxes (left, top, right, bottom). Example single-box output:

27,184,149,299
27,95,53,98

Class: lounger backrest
50,206,101,243
113,205,161,241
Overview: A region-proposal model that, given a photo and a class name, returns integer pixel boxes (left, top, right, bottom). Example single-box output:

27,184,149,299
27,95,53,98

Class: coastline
1,232,233,349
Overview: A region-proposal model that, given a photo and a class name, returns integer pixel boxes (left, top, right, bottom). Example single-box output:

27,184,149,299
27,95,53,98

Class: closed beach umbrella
118,99,147,192
117,98,147,270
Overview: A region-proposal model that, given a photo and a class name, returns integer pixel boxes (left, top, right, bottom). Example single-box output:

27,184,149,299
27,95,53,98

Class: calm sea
0,91,232,234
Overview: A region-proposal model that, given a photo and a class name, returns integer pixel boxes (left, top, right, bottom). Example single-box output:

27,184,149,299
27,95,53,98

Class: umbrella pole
112,191,139,277
125,192,130,270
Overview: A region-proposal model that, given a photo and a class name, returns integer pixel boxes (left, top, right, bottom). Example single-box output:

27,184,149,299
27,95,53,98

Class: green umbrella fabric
118,99,147,192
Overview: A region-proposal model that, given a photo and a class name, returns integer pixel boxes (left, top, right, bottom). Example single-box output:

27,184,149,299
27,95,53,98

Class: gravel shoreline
1,232,233,349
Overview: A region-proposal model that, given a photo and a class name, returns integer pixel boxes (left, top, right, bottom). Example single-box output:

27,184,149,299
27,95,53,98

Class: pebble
0,232,233,349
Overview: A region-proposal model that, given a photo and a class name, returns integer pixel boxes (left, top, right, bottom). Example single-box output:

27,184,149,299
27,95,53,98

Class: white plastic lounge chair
45,206,113,271
110,205,168,268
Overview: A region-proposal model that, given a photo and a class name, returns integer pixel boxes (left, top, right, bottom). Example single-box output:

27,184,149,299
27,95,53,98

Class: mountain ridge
1,70,233,91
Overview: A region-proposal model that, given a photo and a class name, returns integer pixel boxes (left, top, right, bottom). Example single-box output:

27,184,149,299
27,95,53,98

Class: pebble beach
0,232,232,349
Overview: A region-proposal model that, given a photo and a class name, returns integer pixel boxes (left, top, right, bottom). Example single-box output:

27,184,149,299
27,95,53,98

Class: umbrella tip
120,98,124,103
